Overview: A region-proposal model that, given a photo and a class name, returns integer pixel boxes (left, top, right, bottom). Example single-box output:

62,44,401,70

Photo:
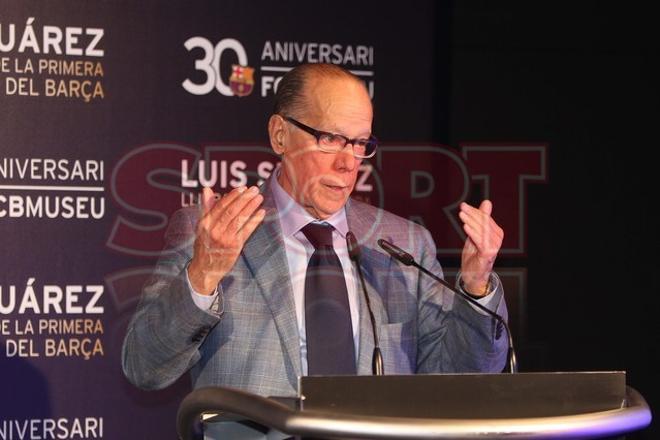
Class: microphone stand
346,232,384,375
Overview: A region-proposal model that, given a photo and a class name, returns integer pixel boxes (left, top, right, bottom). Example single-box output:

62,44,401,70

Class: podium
177,372,652,439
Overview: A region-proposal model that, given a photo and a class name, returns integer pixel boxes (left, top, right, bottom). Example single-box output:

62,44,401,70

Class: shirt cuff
455,271,502,315
185,262,220,312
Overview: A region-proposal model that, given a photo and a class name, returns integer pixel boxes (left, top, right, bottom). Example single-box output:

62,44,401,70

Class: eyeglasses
283,116,378,159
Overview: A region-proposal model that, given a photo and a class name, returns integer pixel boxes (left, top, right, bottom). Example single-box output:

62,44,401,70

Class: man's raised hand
458,200,504,296
188,186,266,295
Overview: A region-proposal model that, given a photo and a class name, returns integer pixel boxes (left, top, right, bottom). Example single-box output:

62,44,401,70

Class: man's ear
268,114,286,155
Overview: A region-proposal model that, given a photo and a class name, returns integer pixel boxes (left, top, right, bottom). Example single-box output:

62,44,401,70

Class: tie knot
301,223,334,249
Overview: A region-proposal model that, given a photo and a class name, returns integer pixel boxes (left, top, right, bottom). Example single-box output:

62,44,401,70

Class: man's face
277,77,373,219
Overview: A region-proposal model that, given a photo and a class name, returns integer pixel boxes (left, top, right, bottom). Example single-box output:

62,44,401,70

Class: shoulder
347,197,434,254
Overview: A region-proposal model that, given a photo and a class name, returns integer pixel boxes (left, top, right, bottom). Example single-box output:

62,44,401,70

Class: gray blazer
122,183,508,397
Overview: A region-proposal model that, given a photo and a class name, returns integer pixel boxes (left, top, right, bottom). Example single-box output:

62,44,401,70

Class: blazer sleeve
414,226,509,374
121,208,222,390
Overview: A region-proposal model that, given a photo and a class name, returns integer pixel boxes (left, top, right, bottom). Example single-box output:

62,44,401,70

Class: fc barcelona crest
229,64,255,97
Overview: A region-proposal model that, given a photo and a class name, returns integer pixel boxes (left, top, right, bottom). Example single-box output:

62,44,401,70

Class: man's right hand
188,186,266,295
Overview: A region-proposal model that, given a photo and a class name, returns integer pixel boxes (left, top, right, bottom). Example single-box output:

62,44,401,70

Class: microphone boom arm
347,232,384,375
377,239,517,373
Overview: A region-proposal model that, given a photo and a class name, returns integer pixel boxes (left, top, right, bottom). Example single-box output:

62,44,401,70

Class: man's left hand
458,200,504,296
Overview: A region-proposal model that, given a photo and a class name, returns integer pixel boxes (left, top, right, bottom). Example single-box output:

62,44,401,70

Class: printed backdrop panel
2,2,547,439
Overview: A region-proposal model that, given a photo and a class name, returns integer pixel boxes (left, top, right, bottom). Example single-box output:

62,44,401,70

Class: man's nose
334,145,359,171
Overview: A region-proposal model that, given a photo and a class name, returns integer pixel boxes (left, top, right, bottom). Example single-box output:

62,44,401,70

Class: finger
207,185,248,221
201,187,217,214
479,199,493,215
460,201,490,218
215,186,262,233
237,208,267,244
463,222,482,245
206,185,256,235
459,201,478,213
463,223,490,255
459,208,488,232
459,201,499,233
461,229,477,254
197,187,220,237
459,202,485,222
464,222,501,256
223,192,264,234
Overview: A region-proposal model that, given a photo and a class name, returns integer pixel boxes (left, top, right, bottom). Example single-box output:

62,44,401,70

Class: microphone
377,239,517,373
377,239,415,266
346,232,384,375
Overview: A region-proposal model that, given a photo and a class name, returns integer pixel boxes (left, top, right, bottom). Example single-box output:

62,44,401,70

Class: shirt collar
270,167,349,238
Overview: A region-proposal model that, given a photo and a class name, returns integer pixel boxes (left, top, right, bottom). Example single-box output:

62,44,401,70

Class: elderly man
122,63,508,398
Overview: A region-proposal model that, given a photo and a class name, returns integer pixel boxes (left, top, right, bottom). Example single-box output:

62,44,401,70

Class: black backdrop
448,3,658,439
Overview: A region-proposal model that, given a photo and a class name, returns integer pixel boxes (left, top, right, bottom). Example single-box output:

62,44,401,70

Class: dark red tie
302,223,356,375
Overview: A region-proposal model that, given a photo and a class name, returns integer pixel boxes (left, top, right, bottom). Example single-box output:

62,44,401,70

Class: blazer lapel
241,183,302,380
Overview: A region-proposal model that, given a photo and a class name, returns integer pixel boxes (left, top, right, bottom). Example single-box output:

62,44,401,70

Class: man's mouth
322,182,348,192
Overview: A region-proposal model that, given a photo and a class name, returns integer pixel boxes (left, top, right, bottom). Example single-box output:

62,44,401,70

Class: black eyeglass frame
282,116,378,159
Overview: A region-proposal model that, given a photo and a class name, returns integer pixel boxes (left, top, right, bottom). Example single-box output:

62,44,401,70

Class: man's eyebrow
324,125,372,138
